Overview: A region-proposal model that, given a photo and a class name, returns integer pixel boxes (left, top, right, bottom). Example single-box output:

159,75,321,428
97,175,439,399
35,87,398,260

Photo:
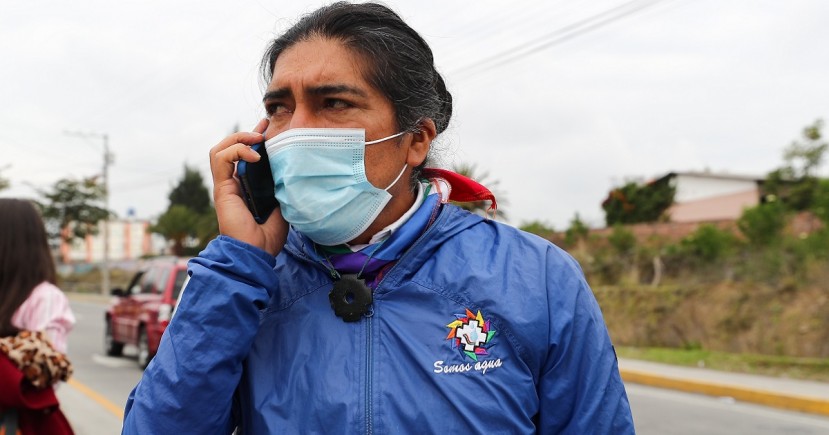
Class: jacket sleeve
536,253,635,434
11,282,76,353
122,236,279,435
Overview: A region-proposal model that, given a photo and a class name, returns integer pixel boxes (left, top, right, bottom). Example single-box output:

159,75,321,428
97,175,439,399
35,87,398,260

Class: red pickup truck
104,257,189,368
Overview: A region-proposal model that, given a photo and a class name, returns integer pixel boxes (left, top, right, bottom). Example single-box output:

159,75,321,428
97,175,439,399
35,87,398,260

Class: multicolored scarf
309,169,497,288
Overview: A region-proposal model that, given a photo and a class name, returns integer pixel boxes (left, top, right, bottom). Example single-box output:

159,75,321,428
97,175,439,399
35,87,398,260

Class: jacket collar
282,204,487,286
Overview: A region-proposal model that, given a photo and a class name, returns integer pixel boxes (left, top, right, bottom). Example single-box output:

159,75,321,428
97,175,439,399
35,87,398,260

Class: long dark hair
261,1,452,183
0,198,57,336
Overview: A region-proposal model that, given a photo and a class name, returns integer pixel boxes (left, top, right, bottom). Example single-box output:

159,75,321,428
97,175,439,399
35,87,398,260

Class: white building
59,219,166,264
658,171,764,223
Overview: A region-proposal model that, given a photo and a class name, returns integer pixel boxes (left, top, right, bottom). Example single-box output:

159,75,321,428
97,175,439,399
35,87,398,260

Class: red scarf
421,168,497,213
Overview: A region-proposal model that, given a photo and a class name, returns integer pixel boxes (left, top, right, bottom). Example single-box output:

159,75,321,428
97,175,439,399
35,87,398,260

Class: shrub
811,179,829,224
680,224,736,263
519,220,555,238
564,214,590,248
737,201,786,246
608,224,636,256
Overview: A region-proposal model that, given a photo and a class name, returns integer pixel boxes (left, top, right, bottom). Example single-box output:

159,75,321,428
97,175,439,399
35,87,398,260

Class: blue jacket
123,205,634,434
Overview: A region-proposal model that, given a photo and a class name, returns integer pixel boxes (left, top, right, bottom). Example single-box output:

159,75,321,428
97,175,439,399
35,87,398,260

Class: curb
620,368,829,417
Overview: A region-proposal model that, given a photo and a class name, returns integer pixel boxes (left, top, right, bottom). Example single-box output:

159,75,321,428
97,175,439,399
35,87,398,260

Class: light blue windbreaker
123,204,634,434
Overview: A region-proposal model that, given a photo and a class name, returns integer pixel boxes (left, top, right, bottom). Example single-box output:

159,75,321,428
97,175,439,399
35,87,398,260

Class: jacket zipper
363,206,448,434
284,203,448,434
365,313,373,435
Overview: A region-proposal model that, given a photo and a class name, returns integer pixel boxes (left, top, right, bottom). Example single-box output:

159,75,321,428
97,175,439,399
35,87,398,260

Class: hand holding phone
237,142,279,224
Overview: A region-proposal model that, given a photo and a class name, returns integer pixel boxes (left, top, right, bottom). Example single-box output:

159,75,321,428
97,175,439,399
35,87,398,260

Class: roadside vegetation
521,119,829,372
58,268,134,294
615,346,829,382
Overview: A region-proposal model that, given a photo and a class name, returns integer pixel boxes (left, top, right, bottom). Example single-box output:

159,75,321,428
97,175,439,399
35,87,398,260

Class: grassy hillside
544,214,829,359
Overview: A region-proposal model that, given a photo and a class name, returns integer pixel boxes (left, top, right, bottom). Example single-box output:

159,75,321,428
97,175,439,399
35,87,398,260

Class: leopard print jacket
0,330,73,389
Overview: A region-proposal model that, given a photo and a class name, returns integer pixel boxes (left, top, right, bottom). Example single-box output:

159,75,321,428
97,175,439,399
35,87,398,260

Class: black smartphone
237,142,279,224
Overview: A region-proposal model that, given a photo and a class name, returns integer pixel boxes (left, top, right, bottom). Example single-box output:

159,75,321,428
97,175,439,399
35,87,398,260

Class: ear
406,118,436,167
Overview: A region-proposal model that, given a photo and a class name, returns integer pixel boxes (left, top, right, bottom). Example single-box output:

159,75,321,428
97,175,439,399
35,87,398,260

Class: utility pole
102,134,112,296
65,131,113,295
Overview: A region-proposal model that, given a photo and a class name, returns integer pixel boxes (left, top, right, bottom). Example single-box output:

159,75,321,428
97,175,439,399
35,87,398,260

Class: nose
263,104,317,139
263,98,327,140
287,104,316,130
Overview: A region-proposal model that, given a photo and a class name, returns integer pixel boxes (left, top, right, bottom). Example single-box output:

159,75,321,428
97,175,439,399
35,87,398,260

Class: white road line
92,354,138,368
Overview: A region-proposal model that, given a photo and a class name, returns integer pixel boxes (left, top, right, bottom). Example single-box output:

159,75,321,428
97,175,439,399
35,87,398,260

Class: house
657,171,764,223
59,219,166,264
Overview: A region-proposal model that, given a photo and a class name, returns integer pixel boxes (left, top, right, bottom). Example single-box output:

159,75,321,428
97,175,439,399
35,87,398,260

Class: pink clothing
11,282,75,353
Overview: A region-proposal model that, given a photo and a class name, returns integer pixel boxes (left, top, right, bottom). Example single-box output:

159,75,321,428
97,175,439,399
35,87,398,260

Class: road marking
67,378,125,420
92,353,139,368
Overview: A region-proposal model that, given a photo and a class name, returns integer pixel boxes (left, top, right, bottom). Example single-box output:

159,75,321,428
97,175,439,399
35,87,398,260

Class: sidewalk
618,358,829,417
57,381,123,435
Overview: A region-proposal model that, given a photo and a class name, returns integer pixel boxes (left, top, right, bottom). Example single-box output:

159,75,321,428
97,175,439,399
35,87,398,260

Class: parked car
104,257,189,368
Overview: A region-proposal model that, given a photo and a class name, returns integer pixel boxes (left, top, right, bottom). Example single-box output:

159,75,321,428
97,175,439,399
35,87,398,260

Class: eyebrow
262,84,368,102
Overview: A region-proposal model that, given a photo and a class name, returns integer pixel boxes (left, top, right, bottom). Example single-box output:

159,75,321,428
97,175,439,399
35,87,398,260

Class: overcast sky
2,0,828,229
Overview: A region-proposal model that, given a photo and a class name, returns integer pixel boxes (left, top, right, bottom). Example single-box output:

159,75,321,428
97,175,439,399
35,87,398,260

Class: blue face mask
264,128,408,246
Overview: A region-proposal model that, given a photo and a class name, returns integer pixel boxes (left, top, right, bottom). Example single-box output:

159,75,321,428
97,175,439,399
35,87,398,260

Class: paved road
59,300,142,434
59,299,829,434
627,384,829,434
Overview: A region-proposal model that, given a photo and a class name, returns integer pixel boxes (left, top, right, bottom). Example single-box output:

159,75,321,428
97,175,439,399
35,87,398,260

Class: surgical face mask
265,128,408,246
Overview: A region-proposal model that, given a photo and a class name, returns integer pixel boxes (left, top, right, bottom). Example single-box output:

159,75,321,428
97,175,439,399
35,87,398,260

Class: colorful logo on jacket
445,308,496,361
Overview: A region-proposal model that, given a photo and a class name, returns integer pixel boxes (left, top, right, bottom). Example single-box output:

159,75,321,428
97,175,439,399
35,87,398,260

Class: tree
169,165,211,214
153,166,218,254
601,177,675,226
195,208,220,250
152,205,199,256
783,119,827,178
38,176,110,243
450,163,507,220
764,119,828,211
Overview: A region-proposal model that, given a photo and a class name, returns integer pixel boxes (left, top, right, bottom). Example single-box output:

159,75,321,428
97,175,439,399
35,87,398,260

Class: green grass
616,346,829,382
58,269,135,293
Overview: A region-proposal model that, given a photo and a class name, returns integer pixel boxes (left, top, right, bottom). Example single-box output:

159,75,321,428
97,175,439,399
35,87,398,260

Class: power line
435,0,618,68
449,0,674,79
432,1,569,57
62,130,104,153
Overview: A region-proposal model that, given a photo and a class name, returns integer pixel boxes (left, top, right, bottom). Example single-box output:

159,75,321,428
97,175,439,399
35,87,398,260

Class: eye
265,102,291,117
324,99,352,110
